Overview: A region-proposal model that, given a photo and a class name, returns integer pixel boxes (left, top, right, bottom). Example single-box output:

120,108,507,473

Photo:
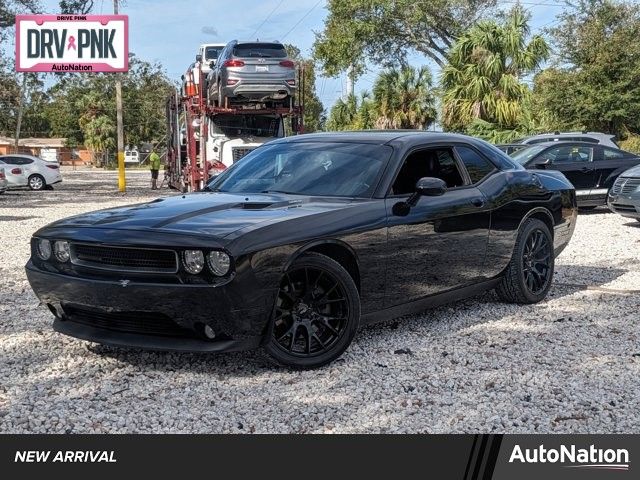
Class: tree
326,94,359,131
284,44,324,132
440,6,548,138
313,0,497,78
535,0,640,138
372,66,437,129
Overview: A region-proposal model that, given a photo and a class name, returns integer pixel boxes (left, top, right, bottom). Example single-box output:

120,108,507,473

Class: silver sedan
608,164,640,222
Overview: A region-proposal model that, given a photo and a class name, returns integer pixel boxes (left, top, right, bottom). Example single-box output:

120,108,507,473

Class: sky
36,0,568,111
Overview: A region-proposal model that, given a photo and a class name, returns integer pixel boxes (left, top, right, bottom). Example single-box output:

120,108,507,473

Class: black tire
496,218,554,304
264,252,360,369
28,174,46,191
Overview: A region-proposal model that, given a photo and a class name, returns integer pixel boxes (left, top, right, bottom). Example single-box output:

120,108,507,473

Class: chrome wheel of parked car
496,218,554,304
28,174,45,191
266,253,360,368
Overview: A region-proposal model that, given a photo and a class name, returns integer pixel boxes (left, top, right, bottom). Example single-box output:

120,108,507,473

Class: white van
124,150,139,163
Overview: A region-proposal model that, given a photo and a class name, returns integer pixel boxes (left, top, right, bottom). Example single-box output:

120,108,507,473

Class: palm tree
372,66,437,129
326,94,359,131
441,6,549,134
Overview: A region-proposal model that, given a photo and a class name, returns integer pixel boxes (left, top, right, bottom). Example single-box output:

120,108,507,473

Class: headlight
182,250,205,274
54,240,70,262
207,251,231,276
36,239,51,260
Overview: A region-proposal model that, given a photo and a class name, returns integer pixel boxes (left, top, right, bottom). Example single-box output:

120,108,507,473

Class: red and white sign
16,15,128,72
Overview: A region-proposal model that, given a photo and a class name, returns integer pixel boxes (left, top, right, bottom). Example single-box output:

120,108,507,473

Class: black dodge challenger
26,132,577,368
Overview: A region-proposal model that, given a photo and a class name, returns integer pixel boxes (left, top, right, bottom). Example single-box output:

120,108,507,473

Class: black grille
63,305,195,338
71,244,177,273
232,147,256,162
612,177,640,195
612,203,637,213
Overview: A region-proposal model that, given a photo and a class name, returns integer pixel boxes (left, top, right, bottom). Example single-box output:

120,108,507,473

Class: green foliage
441,6,549,136
313,0,497,77
326,65,437,131
535,0,640,138
372,66,436,129
284,44,324,133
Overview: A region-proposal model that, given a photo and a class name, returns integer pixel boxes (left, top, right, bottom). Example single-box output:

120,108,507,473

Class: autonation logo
509,444,630,471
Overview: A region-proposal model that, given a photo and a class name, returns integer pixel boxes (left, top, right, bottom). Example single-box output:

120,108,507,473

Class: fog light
37,239,51,260
182,250,204,274
207,251,231,276
204,325,216,339
54,240,70,262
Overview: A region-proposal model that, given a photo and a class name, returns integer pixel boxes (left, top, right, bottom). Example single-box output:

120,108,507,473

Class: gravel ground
1,169,639,433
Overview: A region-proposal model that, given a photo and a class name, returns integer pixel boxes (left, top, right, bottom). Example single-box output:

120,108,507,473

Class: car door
531,145,597,194
592,146,640,196
383,145,491,307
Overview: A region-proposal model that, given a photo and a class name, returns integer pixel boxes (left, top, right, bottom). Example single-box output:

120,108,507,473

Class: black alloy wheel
265,253,360,368
496,217,555,304
522,228,552,295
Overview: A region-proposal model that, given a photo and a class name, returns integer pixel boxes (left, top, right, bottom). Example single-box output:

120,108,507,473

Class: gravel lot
1,169,639,433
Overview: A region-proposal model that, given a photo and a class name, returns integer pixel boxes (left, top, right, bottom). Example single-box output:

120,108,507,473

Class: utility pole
14,73,28,150
345,64,355,100
114,0,125,192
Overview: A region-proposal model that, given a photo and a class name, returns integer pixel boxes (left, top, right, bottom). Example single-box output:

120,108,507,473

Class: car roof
527,140,607,148
276,130,482,145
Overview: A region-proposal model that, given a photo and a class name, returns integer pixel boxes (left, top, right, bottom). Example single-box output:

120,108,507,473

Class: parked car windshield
233,43,287,58
208,142,393,197
510,144,549,164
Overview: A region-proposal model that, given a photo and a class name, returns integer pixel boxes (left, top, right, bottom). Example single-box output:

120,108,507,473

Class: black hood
44,192,361,238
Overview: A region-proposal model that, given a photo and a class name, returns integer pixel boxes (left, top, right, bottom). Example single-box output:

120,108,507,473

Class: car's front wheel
265,252,360,368
28,174,46,191
496,218,554,304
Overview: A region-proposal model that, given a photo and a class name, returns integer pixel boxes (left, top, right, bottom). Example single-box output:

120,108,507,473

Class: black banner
0,434,635,478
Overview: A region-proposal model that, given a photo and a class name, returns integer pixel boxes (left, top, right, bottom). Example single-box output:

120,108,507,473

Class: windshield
205,47,222,61
233,43,287,58
210,114,281,137
208,142,393,197
510,144,549,164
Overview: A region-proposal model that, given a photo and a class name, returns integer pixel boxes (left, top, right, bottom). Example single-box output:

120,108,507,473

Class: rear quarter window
456,146,496,183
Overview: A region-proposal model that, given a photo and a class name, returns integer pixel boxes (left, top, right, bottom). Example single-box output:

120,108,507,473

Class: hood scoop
241,202,276,210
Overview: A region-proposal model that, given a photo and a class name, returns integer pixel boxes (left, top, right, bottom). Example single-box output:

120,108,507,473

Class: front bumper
26,261,275,352
607,193,640,218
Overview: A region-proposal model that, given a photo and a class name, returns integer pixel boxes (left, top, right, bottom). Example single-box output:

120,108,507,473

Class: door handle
471,198,485,207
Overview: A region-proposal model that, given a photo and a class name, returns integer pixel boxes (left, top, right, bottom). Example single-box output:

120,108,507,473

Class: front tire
28,174,45,191
265,252,360,368
496,218,554,304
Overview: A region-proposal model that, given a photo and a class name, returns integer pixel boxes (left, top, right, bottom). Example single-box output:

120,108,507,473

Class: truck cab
197,43,227,77
206,114,284,175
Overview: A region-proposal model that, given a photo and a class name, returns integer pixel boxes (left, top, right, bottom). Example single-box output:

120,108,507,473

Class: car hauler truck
166,63,304,192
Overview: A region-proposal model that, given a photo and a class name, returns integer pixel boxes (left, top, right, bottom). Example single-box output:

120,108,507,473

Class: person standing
149,148,161,190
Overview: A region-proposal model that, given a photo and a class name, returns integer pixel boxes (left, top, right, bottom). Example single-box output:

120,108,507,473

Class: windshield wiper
260,189,295,195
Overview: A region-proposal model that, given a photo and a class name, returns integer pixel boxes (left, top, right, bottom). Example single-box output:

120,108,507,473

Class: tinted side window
391,148,465,195
543,146,592,163
603,148,625,159
0,157,20,165
456,146,495,183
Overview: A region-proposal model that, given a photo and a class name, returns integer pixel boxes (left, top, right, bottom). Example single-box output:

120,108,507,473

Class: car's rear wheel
496,218,554,304
265,252,360,368
28,174,45,191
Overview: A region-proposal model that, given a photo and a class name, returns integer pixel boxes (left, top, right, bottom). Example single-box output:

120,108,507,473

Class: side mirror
404,177,447,208
415,177,447,197
195,54,202,62
533,157,551,168
209,61,215,69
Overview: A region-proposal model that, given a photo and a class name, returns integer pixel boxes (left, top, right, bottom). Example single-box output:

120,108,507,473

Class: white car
0,167,8,194
197,43,226,77
0,154,62,190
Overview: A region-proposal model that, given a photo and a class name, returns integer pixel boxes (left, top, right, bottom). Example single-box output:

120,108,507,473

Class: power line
251,0,285,39
281,0,323,41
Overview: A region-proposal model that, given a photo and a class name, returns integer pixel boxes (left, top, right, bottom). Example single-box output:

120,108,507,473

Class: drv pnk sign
16,15,128,72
